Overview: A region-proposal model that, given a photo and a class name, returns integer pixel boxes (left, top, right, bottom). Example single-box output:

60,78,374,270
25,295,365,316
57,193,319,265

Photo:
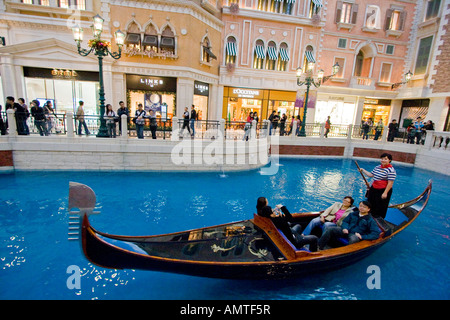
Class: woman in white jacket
302,196,355,236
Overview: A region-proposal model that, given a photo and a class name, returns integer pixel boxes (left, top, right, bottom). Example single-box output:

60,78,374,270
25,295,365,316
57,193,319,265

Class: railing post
171,116,179,141
66,112,74,138
347,124,353,140
250,120,257,141
6,109,17,137
120,114,128,140
381,125,388,142
424,130,434,150
320,123,325,139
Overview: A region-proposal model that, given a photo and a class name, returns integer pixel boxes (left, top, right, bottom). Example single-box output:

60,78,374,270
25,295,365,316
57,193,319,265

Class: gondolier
358,153,396,218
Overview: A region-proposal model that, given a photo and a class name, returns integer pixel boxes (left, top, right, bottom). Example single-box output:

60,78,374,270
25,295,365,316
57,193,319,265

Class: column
176,78,194,118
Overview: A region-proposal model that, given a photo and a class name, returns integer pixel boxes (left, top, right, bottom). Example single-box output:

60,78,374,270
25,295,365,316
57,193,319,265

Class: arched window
277,42,289,71
253,40,265,69
160,26,175,55
225,36,237,65
125,22,141,54
302,45,315,72
266,41,277,70
143,24,158,55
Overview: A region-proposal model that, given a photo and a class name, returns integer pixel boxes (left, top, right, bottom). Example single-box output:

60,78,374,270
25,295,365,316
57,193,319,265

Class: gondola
69,180,432,279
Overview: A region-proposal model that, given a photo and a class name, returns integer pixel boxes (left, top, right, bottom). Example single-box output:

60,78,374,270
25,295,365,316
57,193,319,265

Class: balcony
350,76,375,90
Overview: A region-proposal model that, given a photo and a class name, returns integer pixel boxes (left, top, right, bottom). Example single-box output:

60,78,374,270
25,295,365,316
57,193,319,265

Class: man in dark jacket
30,100,47,136
318,200,380,250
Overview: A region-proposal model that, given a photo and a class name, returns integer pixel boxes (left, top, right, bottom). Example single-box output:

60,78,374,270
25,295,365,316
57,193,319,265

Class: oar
354,160,370,197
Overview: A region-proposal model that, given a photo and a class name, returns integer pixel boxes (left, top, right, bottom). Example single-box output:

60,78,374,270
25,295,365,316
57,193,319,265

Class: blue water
0,158,449,300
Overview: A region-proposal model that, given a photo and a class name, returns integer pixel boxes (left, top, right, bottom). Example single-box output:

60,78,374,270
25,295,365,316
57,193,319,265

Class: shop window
335,1,358,26
253,40,265,70
309,0,323,18
225,36,237,65
265,41,277,71
277,43,289,71
414,36,433,75
379,63,392,83
425,0,441,21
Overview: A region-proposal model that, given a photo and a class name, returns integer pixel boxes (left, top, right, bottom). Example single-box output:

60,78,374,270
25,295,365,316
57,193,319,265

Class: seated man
256,197,318,252
317,200,380,250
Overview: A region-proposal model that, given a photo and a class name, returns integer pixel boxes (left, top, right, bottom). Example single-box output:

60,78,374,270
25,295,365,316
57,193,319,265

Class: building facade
0,0,449,131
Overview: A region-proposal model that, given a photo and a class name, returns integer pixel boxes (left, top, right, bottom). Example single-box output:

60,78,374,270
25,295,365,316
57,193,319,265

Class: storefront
223,87,297,121
126,74,176,119
23,67,99,114
399,99,429,128
193,81,209,120
315,94,357,125
361,99,392,125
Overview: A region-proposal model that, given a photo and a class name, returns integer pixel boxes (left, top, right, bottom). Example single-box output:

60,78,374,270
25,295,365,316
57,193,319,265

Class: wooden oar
354,160,370,197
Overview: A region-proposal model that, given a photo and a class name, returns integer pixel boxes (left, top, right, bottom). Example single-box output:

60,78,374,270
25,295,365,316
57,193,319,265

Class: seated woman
256,197,318,252
302,196,356,236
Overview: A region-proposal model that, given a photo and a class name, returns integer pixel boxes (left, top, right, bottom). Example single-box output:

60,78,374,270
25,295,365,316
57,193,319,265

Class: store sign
194,81,209,96
232,88,261,98
126,74,176,92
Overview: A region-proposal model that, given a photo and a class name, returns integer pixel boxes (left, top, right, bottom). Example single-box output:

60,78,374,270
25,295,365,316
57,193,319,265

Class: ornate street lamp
296,62,339,137
391,70,413,89
72,15,125,137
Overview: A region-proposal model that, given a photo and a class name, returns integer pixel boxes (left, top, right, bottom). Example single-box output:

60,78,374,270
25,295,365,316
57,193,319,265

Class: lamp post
391,70,413,90
72,15,125,137
296,62,339,137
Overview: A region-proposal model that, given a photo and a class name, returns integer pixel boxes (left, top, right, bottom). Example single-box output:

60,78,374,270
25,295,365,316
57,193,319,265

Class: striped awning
311,0,323,7
279,47,290,61
305,50,316,63
226,41,237,56
267,46,277,60
254,45,265,59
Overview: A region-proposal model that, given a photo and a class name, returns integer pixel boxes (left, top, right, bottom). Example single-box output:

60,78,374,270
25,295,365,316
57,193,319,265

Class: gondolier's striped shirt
371,165,396,187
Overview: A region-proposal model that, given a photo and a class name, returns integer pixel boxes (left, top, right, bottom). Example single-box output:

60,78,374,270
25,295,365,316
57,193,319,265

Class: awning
125,33,140,45
279,47,290,61
305,50,316,63
204,46,217,60
226,41,237,56
311,0,323,7
254,45,265,59
267,46,277,60
142,35,158,46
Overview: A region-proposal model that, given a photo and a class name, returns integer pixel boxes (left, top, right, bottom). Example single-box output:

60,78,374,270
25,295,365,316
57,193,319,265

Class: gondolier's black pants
367,186,392,219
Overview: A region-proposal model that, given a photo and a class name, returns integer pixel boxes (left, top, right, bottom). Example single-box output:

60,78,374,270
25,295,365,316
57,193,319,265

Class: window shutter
335,1,343,23
351,3,359,24
384,9,393,30
399,11,407,31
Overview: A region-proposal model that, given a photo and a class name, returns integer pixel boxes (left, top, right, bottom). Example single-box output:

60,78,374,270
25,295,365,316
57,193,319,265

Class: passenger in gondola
256,197,318,252
317,200,380,250
358,153,396,218
302,196,356,236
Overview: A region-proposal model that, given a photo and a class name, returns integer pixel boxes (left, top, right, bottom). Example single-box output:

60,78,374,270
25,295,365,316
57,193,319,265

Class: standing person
243,111,253,141
149,110,157,139
135,103,146,139
324,116,331,138
104,104,117,138
387,119,398,142
272,112,280,135
117,101,129,135
76,101,90,136
0,104,5,135
317,200,380,250
268,110,276,135
288,116,295,135
253,111,259,124
180,107,191,138
43,100,57,135
406,123,415,144
190,104,197,138
358,153,396,218
279,113,287,136
18,98,30,135
413,117,424,145
361,118,372,140
30,100,47,136
373,119,384,140
295,115,301,136
5,97,23,134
